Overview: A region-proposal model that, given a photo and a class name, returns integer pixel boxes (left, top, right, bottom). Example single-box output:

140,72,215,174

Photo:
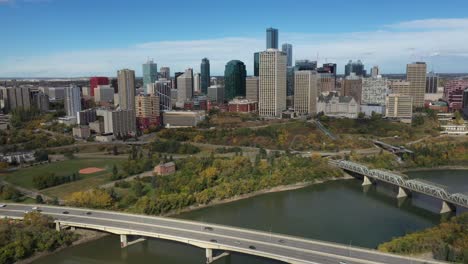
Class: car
62,211,69,214
204,226,213,231
32,206,38,210
24,210,30,214
86,212,92,215
0,204,6,208
234,241,241,245
339,262,348,264
248,245,256,250
209,239,217,243
278,239,285,244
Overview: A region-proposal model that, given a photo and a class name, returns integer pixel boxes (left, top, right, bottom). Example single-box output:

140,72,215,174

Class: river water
33,170,468,264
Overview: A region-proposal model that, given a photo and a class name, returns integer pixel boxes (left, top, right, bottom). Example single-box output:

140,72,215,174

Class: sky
1,0,468,77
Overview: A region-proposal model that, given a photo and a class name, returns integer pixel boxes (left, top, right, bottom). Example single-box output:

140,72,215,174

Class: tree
35,195,44,204
112,165,119,179
112,145,119,156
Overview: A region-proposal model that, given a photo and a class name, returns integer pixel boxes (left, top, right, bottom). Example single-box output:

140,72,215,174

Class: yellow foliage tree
67,189,113,209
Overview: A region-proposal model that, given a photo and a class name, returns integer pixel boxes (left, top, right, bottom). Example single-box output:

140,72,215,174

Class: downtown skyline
2,0,468,77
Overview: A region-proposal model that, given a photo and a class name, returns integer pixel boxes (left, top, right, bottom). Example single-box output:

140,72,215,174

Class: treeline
0,184,21,202
0,212,78,264
378,213,468,263
33,172,80,189
150,139,200,154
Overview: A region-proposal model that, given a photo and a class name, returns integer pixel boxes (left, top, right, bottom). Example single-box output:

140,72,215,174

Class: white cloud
2,18,468,77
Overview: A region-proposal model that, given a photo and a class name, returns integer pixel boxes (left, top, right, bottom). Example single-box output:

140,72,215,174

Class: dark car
278,239,285,244
86,212,92,215
204,226,213,231
62,211,69,214
209,239,217,243
249,245,256,250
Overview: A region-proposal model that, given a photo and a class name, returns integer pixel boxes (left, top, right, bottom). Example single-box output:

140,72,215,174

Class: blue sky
1,0,468,77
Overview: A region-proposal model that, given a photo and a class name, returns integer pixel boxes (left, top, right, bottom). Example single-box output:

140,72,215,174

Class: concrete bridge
329,160,468,215
0,203,445,264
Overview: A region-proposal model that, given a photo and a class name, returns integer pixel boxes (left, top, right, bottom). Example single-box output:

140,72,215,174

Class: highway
0,203,445,264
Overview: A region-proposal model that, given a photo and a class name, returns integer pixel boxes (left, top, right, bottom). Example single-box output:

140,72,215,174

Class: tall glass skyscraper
266,27,278,49
224,60,247,100
200,58,210,94
282,43,293,67
142,60,158,93
254,52,260,77
345,60,366,77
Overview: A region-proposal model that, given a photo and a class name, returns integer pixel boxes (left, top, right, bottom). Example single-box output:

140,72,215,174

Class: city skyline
2,0,468,77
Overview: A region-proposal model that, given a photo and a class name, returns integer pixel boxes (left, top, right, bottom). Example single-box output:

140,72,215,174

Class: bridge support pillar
362,176,372,186
120,234,128,248
55,222,61,231
396,187,408,199
205,248,213,263
440,201,452,214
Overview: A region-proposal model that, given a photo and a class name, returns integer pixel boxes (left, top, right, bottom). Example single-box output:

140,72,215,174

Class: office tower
295,60,317,71
142,59,158,93
135,94,160,129
282,43,293,67
362,76,388,105
117,69,136,110
287,67,295,96
210,77,218,86
259,49,287,117
345,60,366,77
343,74,363,104
94,85,114,103
64,85,81,117
96,109,136,136
294,71,318,115
443,79,468,110
194,73,201,93
426,72,439,94
318,73,335,93
406,62,427,107
207,85,225,104
155,79,172,111
177,68,193,104
200,58,210,94
160,67,170,79
254,52,260,77
32,92,49,112
77,109,97,125
386,94,413,120
371,66,380,77
110,78,118,93
318,63,337,87
266,27,278,49
0,87,31,112
224,60,247,100
174,72,184,89
89,77,109,97
246,77,259,102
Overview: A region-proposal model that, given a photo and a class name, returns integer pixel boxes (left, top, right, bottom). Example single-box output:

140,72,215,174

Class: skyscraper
177,68,193,104
287,67,295,96
174,72,184,89
154,79,172,111
89,77,109,97
246,77,259,102
64,85,81,117
426,72,439,94
117,69,136,110
200,58,210,94
371,66,380,77
343,74,363,104
295,60,317,71
345,60,366,77
294,71,318,115
259,49,287,117
142,60,158,93
281,43,293,67
194,73,201,93
254,52,260,77
406,62,427,107
160,67,170,79
266,27,278,49
362,76,388,105
224,60,247,100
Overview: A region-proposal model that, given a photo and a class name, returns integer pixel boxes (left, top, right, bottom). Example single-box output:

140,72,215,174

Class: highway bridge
0,203,445,264
330,160,468,215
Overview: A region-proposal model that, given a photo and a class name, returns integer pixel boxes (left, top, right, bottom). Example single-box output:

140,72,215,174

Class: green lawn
0,158,121,190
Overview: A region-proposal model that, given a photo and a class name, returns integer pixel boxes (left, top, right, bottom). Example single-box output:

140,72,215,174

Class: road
0,204,445,264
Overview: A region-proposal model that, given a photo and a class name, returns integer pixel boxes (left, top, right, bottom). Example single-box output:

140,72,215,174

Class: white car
32,206,38,210
0,204,6,208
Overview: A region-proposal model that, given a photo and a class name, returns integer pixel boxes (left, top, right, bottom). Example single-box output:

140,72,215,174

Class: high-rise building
77,109,97,125
343,74,363,104
444,79,468,110
142,60,158,93
177,68,194,104
194,73,201,93
64,85,81,117
286,67,295,96
32,92,49,112
135,94,160,129
160,67,170,79
345,60,366,77
246,77,259,102
254,52,260,77
0,87,31,112
370,66,380,78
259,49,287,117
266,27,278,49
386,94,413,120
207,85,225,104
200,58,210,94
426,72,439,94
294,71,318,115
94,85,114,103
96,109,136,136
89,77,109,97
295,60,317,71
117,69,136,111
362,76,388,105
174,72,184,89
154,79,172,111
406,62,427,107
318,73,335,93
281,43,293,67
224,60,247,100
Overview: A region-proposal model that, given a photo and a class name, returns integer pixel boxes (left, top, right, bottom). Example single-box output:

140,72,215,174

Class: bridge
0,203,445,264
329,160,468,214
372,141,413,156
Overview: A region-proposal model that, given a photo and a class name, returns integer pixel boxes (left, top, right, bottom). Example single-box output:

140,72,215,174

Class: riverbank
401,165,468,173
163,174,353,217
16,229,108,264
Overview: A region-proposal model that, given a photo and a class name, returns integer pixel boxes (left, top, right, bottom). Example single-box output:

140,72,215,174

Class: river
32,170,468,264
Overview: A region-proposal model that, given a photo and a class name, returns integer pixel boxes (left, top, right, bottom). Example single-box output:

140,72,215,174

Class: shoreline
163,174,353,217
401,165,468,173
16,229,108,264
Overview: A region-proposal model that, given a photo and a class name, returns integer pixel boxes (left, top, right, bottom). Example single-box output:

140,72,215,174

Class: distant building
94,85,114,103
281,43,293,67
162,111,206,128
135,94,160,129
360,104,385,116
176,68,193,105
81,87,91,97
426,72,439,94
194,73,201,93
96,109,136,136
286,66,295,96
343,74,363,104
318,73,335,94
390,80,411,97
228,98,258,113
406,62,427,107
77,109,97,125
32,92,49,112
294,71,318,116
200,58,210,94
224,60,247,100
0,87,31,112
143,59,158,94
89,77,109,97
266,27,278,49
259,49,287,118
386,94,413,121
154,79,172,111
117,69,136,110
362,76,388,105
345,60,366,77
64,85,81,117
295,60,317,71
89,120,104,134
207,85,225,104
47,87,65,101
246,77,259,102
154,162,176,176
444,79,468,111
317,92,359,119
72,126,91,139
254,52,260,77
370,66,379,78
160,67,170,79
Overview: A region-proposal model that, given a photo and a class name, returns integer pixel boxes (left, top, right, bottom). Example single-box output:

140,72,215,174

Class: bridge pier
120,234,146,248
362,175,372,186
55,222,61,231
205,248,229,264
440,201,452,214
396,187,408,199
120,234,128,248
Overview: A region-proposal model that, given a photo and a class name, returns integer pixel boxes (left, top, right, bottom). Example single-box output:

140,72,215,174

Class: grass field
0,158,122,190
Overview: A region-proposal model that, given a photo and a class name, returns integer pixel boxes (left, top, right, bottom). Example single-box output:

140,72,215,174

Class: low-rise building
77,109,97,125
95,134,114,142
162,111,206,128
317,92,360,119
135,94,160,129
58,116,77,125
0,152,35,164
207,85,225,104
360,104,385,117
153,162,176,176
228,98,258,113
72,126,91,139
440,124,468,135
89,120,104,134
